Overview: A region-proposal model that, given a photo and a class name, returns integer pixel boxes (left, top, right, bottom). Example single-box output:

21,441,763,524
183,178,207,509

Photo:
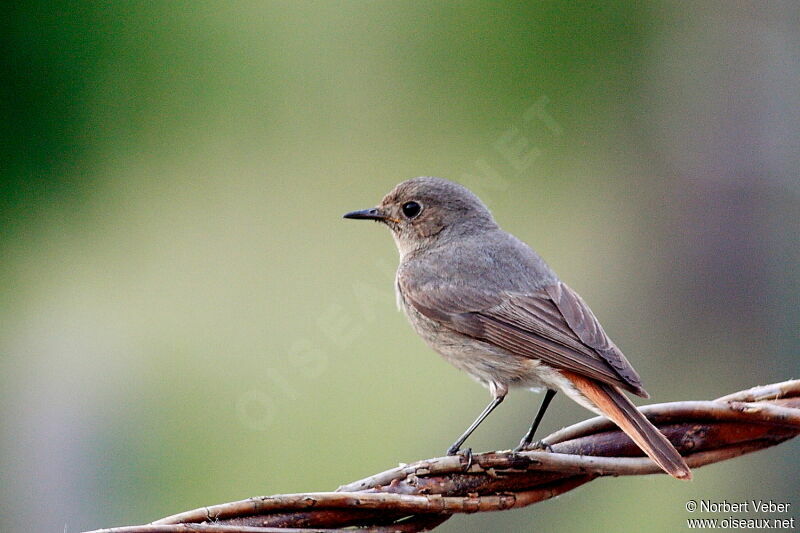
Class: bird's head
343,177,498,257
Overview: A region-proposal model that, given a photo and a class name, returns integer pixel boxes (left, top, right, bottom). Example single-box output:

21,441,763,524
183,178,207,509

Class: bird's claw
462,447,473,470
514,439,553,453
530,439,553,452
446,446,473,470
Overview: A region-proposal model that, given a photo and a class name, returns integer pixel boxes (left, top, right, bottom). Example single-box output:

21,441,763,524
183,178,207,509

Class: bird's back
399,228,558,296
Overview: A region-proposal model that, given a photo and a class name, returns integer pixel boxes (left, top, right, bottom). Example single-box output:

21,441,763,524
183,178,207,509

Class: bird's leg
446,385,507,456
515,388,557,452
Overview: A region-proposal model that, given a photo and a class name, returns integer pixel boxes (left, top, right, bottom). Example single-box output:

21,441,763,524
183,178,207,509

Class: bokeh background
2,2,798,532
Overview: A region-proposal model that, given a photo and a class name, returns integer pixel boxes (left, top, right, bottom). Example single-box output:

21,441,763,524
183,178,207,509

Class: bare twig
85,379,800,533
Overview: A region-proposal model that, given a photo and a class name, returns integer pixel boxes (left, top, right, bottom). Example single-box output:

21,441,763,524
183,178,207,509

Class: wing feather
400,274,647,397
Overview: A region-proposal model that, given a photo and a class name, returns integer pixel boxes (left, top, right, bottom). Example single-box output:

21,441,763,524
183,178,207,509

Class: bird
343,176,691,480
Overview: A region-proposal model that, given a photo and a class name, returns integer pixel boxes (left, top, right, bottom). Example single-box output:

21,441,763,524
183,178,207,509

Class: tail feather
563,371,692,480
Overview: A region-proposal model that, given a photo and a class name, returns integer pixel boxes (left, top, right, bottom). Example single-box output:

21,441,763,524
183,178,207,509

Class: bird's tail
562,371,692,480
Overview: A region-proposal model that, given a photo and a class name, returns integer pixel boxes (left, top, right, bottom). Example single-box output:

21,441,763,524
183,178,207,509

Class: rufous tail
562,371,692,480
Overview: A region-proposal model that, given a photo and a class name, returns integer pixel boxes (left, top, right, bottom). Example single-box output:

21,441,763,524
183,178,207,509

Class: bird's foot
458,448,474,470
514,439,553,453
446,445,473,467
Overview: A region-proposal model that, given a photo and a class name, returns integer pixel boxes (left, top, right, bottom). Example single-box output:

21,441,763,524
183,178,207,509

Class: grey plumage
344,176,691,480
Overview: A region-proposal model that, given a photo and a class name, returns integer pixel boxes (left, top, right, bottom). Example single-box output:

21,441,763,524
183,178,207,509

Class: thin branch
85,379,800,533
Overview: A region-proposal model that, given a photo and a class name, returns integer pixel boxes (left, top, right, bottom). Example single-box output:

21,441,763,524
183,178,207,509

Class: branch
85,380,800,533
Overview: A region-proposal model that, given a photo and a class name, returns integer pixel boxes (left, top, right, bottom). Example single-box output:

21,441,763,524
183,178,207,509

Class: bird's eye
401,201,422,219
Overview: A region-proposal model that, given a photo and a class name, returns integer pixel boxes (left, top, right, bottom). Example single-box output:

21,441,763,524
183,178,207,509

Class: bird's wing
399,276,647,397
541,282,645,395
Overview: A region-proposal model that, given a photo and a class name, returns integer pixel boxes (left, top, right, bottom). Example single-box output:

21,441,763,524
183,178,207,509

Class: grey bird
343,177,691,480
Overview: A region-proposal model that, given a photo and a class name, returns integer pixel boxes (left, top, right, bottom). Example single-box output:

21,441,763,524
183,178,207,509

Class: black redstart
343,177,691,480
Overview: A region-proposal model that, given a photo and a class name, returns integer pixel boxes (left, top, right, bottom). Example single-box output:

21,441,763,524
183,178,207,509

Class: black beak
343,207,386,221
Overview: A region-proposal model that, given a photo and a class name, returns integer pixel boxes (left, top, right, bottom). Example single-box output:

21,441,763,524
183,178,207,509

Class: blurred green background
2,2,798,532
